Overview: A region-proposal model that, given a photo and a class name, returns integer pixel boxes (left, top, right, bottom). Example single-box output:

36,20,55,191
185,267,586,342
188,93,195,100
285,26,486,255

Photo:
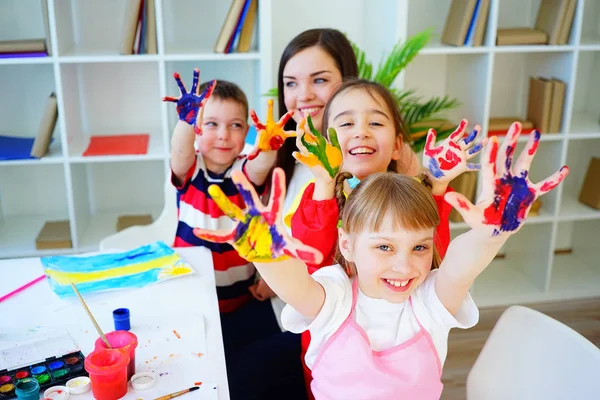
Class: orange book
83,134,149,156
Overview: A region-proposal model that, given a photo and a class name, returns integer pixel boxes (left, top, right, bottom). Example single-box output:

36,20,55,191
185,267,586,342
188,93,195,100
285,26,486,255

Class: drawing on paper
41,241,194,298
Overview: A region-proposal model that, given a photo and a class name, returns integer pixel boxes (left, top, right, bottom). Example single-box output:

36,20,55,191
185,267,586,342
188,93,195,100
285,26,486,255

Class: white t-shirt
282,265,479,370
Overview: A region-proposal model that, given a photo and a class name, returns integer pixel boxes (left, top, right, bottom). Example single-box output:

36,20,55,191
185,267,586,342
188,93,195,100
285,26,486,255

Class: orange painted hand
193,168,323,264
247,99,296,160
293,116,343,181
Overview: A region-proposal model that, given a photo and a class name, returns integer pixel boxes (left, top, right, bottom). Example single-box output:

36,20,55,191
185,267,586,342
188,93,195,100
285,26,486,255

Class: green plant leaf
263,87,278,98
350,41,373,80
402,96,461,127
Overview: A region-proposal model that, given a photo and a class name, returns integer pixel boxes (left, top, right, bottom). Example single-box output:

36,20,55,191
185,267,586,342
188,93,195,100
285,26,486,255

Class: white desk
0,247,230,400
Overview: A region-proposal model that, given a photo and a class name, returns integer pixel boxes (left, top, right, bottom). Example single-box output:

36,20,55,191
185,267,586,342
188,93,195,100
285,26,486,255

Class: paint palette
0,351,88,399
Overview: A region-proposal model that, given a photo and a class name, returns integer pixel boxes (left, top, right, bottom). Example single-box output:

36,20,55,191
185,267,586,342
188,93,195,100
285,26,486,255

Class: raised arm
163,68,215,185
436,123,569,315
244,99,296,186
193,168,326,319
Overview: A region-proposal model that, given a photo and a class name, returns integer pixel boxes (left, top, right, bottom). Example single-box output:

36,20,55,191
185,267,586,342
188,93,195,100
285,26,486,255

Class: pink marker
0,274,46,303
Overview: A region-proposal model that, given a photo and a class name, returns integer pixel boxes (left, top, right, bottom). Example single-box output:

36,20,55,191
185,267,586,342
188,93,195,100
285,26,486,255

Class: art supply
113,308,131,331
43,385,69,400
130,372,155,390
0,351,88,399
65,377,90,394
70,283,112,349
84,349,129,400
41,242,194,298
94,331,138,380
153,386,199,400
13,379,39,400
0,275,46,303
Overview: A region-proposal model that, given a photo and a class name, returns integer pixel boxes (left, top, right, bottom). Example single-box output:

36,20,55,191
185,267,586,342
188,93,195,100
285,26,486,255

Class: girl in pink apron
194,123,568,399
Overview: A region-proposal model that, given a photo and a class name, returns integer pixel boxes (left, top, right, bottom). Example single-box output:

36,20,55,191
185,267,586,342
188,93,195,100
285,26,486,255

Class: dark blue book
0,135,37,160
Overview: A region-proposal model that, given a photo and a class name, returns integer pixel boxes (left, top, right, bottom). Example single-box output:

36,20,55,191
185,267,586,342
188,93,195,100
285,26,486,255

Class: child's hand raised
423,119,485,184
247,99,296,160
445,122,569,237
292,116,343,182
163,68,215,134
193,168,323,264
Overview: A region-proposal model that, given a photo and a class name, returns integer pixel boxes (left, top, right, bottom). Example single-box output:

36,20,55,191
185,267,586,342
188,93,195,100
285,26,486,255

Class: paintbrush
153,386,199,400
70,283,112,349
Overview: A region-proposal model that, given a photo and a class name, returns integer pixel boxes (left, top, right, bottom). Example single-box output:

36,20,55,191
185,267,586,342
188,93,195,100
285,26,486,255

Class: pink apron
310,280,444,399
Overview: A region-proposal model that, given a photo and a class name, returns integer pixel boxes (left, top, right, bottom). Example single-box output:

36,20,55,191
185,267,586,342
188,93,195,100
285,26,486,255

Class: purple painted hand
163,68,216,135
423,119,486,184
445,122,569,236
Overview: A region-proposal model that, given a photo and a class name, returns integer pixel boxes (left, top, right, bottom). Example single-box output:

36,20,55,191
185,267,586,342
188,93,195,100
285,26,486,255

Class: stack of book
120,0,157,55
487,118,535,137
496,0,577,45
441,0,491,46
214,0,258,53
0,39,48,59
526,76,566,134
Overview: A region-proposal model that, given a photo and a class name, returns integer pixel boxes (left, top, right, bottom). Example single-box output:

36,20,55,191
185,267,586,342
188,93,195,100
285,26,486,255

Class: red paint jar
94,331,138,381
84,348,129,400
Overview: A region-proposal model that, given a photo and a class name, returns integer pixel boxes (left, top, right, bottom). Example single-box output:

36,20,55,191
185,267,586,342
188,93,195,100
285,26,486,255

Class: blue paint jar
15,378,39,400
113,308,131,331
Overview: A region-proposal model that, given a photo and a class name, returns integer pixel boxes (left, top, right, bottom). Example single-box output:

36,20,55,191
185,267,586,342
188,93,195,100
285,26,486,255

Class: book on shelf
535,0,571,45
0,135,36,161
36,220,72,250
471,0,490,46
215,0,258,53
526,77,566,134
120,0,156,55
579,157,600,210
487,117,534,136
441,0,479,46
556,0,577,44
496,28,548,45
237,0,258,52
146,0,157,54
82,134,150,156
0,39,46,53
0,52,47,59
31,92,58,158
40,0,52,56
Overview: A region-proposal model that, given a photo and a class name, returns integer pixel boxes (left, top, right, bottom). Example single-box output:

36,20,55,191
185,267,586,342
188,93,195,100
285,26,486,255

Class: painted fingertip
468,142,483,155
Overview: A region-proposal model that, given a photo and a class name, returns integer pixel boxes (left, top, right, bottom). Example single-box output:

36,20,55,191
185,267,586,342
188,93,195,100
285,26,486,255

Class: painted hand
193,168,323,264
423,119,486,184
247,99,296,160
292,115,343,181
445,123,569,237
163,68,216,135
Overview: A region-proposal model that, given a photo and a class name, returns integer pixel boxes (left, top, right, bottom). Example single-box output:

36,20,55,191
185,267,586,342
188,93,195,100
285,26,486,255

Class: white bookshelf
1,0,599,306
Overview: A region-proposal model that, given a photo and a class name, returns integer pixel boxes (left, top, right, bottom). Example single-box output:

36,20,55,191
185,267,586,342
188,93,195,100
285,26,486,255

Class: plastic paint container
14,378,40,400
84,348,129,400
66,377,91,394
44,385,70,400
94,330,138,380
113,308,131,331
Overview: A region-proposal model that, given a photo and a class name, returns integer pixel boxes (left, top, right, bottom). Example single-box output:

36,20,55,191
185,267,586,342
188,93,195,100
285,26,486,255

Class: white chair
466,305,600,400
99,178,178,251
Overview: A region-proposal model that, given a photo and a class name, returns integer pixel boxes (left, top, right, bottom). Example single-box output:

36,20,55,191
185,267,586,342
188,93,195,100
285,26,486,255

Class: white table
0,247,230,400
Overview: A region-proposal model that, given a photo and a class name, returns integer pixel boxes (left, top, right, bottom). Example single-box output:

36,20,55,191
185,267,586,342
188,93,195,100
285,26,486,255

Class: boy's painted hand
445,122,569,237
293,116,343,181
247,99,296,160
163,68,216,135
423,119,486,184
193,168,323,264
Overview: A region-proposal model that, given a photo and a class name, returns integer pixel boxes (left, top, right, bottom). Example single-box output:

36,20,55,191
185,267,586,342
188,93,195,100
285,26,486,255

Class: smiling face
282,46,343,131
339,218,435,303
197,97,248,174
326,87,402,179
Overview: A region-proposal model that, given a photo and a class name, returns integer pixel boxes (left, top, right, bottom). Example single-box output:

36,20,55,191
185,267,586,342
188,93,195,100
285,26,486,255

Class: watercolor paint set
0,351,89,398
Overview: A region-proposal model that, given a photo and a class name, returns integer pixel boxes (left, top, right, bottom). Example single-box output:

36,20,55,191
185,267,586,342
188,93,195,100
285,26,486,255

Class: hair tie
412,176,421,183
347,176,361,189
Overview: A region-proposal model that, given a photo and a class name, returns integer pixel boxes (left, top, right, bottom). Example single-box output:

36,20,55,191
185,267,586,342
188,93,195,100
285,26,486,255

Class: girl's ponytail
334,171,353,215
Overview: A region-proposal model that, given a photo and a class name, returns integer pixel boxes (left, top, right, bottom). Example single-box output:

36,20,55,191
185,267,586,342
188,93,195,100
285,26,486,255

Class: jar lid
130,371,156,390
43,385,70,400
65,377,91,394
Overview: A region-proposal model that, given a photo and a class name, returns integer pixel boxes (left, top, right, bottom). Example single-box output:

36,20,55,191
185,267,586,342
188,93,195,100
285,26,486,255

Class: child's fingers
444,191,475,222
265,168,287,222
424,129,441,157
460,124,480,149
284,129,298,138
192,227,235,244
286,240,324,266
480,136,499,201
535,166,569,195
199,79,216,104
513,130,541,178
190,68,200,96
162,96,180,103
306,115,323,138
207,184,245,221
173,72,188,95
292,152,318,167
466,137,488,160
265,99,275,126
250,110,267,131
497,122,521,177
449,119,468,142
277,110,294,128
231,170,264,213
328,127,341,150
